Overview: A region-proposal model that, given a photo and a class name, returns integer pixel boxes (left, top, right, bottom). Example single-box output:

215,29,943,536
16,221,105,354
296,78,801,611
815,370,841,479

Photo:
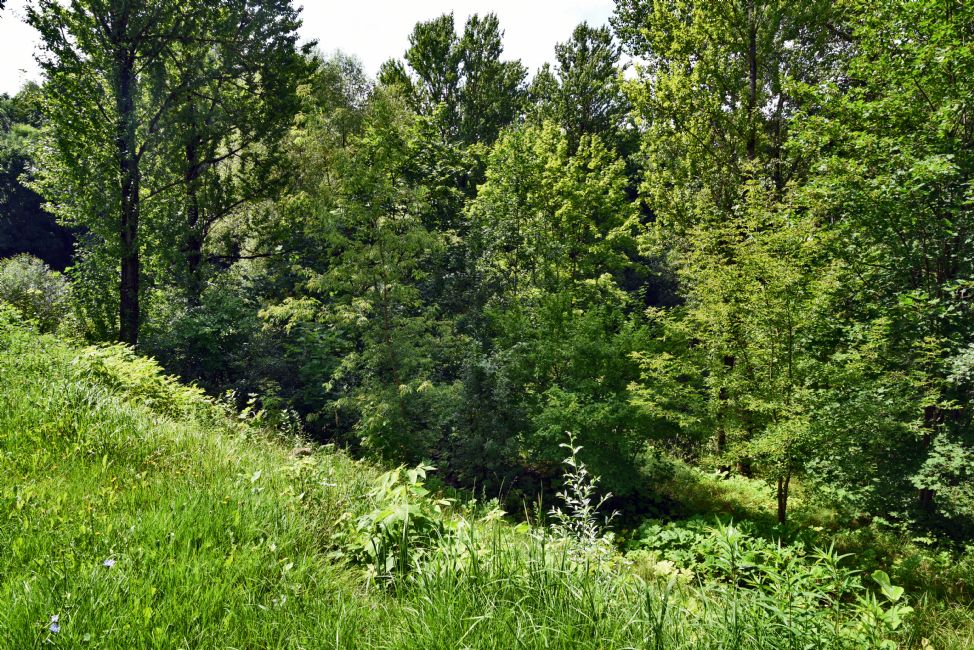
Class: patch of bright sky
0,0,617,96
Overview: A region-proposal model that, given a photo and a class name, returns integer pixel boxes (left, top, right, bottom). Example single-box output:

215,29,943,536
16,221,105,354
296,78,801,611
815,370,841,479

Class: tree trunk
776,473,790,525
918,404,940,512
114,51,140,346
184,134,204,304
746,0,758,162
716,355,736,458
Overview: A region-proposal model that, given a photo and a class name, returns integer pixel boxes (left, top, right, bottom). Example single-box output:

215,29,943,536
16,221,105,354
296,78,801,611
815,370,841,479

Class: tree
615,0,838,522
28,0,308,345
615,0,836,224
156,1,311,303
529,23,632,155
462,122,650,496
800,0,974,527
380,12,527,147
263,87,467,462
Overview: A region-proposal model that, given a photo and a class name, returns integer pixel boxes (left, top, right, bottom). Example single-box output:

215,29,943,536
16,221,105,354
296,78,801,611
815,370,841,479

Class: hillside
0,311,932,648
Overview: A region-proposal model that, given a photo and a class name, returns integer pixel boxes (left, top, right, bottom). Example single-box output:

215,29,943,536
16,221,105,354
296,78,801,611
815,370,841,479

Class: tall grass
0,311,932,648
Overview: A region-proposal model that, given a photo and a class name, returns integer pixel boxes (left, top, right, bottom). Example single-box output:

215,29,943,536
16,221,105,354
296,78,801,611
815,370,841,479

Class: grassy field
0,313,950,648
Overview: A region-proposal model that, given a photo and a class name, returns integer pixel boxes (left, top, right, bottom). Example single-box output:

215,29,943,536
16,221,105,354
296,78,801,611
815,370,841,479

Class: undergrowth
0,308,950,648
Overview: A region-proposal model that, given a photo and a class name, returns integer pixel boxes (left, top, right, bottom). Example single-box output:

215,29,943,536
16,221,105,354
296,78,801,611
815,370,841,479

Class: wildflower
49,614,60,634
103,558,116,568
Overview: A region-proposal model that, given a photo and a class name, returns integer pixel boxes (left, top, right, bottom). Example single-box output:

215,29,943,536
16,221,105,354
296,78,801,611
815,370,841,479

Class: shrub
0,253,71,332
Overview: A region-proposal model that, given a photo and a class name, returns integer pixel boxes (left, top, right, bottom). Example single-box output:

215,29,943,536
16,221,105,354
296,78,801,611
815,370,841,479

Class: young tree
263,86,467,462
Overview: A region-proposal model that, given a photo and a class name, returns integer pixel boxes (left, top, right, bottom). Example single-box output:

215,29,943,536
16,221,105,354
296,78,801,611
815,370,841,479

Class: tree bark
918,404,940,512
114,48,140,346
776,473,790,525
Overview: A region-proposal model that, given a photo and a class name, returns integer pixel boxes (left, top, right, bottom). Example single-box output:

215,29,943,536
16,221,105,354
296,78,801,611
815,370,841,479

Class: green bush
0,253,71,332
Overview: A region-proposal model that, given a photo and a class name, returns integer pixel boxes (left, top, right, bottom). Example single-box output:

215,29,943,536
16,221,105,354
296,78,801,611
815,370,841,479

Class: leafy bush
0,253,71,332
627,519,914,648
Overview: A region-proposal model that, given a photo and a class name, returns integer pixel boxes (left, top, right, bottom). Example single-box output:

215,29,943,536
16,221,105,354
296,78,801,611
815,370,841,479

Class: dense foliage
0,0,972,645
0,317,923,647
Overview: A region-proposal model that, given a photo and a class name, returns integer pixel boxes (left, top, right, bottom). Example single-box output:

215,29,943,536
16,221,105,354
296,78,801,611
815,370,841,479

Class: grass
0,313,953,648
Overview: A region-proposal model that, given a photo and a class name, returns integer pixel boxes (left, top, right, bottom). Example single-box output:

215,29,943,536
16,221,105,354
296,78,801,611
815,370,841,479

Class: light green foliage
0,254,71,333
10,1,974,645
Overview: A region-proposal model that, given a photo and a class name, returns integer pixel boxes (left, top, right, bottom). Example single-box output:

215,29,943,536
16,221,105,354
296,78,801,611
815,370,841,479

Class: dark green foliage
381,12,528,146
0,89,73,270
530,23,633,156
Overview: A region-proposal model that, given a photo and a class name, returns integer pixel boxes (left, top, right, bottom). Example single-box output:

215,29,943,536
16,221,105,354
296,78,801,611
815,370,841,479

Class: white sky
0,0,616,96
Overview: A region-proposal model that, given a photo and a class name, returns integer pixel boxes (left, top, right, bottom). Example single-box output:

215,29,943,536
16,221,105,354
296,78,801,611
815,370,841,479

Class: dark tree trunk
114,50,140,347
184,135,204,304
716,355,736,458
737,458,753,478
918,404,941,512
776,474,790,525
746,0,758,162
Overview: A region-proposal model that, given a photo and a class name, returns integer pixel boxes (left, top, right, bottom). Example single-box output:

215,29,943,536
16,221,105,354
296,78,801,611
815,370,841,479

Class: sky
0,0,617,96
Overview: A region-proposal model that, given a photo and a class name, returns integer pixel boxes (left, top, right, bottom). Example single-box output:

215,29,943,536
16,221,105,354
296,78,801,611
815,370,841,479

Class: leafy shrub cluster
0,254,70,333
334,464,459,580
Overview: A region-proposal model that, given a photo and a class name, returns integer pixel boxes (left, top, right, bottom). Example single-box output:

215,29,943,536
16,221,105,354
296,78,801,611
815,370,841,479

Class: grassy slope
0,317,961,649
0,321,386,647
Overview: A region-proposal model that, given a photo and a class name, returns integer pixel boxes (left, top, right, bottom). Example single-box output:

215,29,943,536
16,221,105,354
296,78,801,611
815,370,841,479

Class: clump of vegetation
0,254,70,332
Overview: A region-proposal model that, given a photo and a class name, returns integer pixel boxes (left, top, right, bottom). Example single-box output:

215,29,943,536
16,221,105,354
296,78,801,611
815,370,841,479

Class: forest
0,0,972,647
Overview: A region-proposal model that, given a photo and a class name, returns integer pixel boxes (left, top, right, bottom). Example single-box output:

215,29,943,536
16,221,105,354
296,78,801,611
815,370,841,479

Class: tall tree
615,0,837,521
157,0,311,303
379,12,527,146
28,0,308,345
529,23,631,155
800,0,974,524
